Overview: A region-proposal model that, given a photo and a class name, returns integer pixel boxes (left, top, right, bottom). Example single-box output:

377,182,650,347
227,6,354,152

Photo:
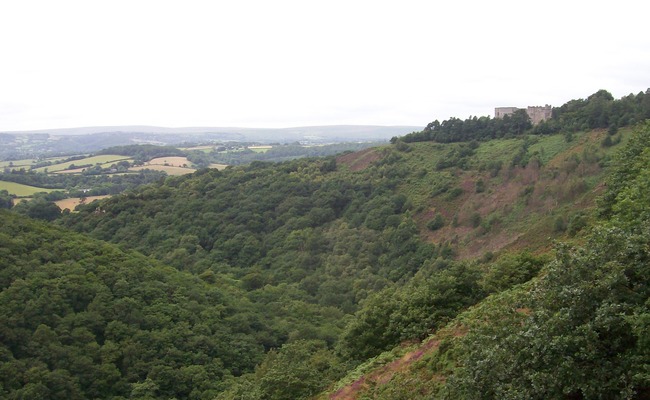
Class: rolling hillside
1,89,648,399
53,124,636,398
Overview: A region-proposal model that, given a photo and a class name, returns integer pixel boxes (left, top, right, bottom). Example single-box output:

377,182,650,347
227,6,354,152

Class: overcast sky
1,0,648,132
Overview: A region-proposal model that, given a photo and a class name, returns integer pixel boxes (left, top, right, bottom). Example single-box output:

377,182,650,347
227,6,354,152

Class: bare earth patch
147,156,192,167
329,339,440,400
336,148,383,172
56,195,111,211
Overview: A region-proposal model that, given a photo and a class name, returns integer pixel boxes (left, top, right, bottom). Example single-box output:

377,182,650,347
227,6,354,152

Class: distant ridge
1,124,422,139
0,125,422,156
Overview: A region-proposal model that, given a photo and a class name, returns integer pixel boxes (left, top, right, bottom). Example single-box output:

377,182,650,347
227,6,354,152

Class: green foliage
0,211,252,399
0,189,12,209
480,252,548,293
257,340,344,400
446,187,463,200
427,214,445,231
4,116,644,400
599,120,650,219
400,111,532,144
566,211,588,236
469,212,481,228
206,143,381,165
12,196,62,221
0,169,166,197
601,134,614,147
475,179,485,193
337,261,485,362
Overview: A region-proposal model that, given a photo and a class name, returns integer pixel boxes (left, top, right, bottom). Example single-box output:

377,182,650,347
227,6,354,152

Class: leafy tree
427,213,445,231
257,340,344,400
13,197,61,221
0,190,12,209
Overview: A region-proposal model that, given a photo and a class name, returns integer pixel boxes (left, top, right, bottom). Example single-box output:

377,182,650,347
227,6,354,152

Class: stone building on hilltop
495,104,552,124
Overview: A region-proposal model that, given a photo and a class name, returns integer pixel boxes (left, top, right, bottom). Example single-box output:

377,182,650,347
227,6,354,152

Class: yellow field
130,165,196,176
54,167,87,174
180,145,214,152
249,145,272,153
0,180,55,196
209,163,228,170
147,156,192,167
55,195,111,211
33,155,132,173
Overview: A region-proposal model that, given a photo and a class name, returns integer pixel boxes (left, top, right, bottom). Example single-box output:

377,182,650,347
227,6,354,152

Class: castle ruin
495,104,552,125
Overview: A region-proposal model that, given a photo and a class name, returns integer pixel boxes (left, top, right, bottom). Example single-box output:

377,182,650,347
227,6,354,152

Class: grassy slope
401,130,625,258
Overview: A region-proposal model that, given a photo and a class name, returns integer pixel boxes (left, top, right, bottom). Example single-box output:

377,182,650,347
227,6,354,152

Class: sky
1,0,649,132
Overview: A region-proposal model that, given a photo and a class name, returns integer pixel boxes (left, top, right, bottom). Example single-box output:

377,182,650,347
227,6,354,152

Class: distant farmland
33,155,132,173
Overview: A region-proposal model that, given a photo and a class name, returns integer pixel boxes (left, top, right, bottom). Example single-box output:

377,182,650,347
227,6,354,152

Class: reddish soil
336,148,383,172
418,131,609,259
329,339,440,400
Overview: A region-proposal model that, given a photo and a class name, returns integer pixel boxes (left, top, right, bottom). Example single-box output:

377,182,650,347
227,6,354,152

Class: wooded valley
0,90,648,399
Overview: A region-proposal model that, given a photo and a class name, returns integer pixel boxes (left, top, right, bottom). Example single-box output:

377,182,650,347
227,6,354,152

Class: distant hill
2,124,422,138
0,125,421,158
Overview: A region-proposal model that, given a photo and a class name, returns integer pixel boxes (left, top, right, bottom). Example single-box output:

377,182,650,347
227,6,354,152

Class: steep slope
318,121,650,399
52,128,624,398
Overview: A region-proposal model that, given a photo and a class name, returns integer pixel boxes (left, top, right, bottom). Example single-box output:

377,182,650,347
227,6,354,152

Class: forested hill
50,127,637,397
1,96,648,398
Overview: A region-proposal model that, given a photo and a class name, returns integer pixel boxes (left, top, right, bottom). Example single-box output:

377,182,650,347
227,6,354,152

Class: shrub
427,214,445,231
470,212,482,228
475,179,486,193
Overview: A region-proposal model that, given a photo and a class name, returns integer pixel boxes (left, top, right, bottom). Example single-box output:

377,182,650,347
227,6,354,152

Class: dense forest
0,91,648,399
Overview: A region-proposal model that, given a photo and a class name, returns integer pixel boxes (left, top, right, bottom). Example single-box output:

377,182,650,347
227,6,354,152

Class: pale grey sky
1,0,648,131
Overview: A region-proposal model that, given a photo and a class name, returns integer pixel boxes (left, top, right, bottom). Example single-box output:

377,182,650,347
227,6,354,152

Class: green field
0,180,55,196
33,155,132,173
0,156,72,171
0,158,36,168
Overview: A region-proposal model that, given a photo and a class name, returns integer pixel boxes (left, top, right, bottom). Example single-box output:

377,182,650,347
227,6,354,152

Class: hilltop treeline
396,88,650,143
